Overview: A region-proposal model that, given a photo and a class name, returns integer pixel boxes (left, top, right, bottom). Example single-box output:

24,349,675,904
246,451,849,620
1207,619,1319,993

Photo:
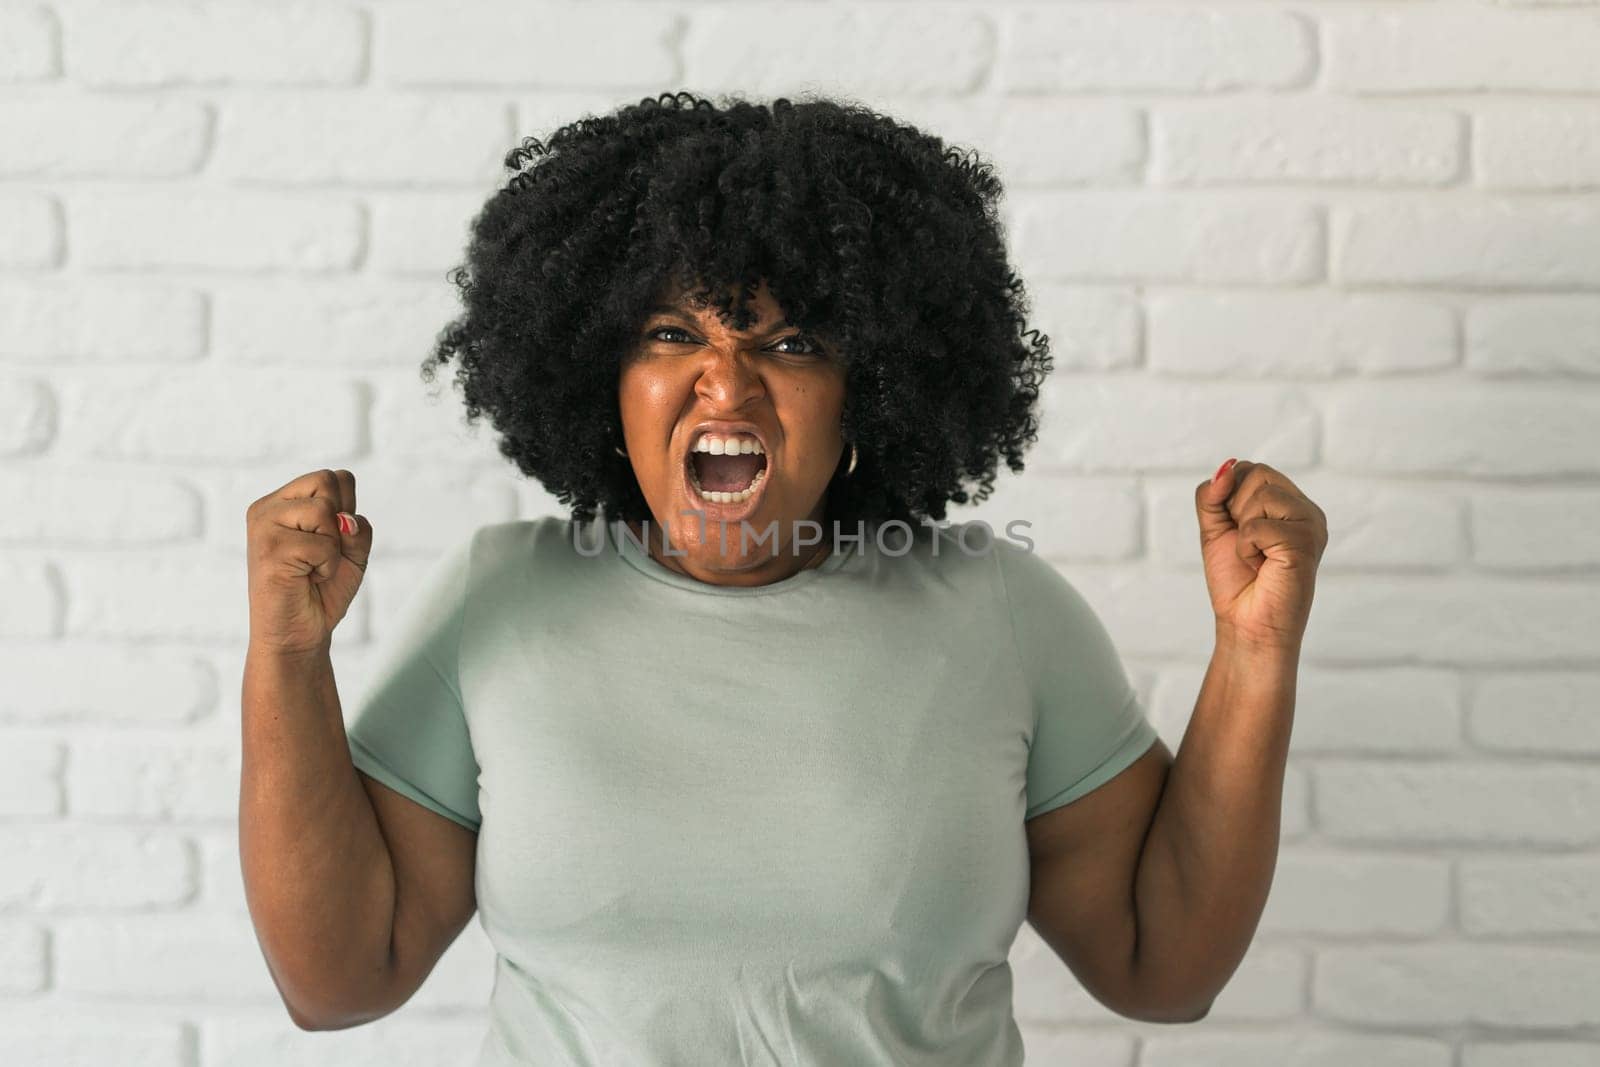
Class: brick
0,97,206,177
1014,195,1322,284
1301,576,1600,664
367,191,487,275
514,91,641,144
1333,201,1600,288
0,281,205,361
0,193,60,267
378,2,671,87
1144,1033,1451,1067
0,6,58,81
1003,8,1312,92
1011,1028,1130,1066
1465,297,1600,376
0,738,60,816
0,1015,184,1066
1459,854,1600,935
1315,945,1600,1026
1032,377,1317,468
1468,673,1600,754
686,8,989,95
1257,851,1449,936
876,98,1143,187
0,643,208,724
1472,487,1600,569
212,94,510,186
1152,101,1461,185
70,192,362,272
958,473,1140,562
1326,9,1600,92
195,833,246,913
1315,762,1600,846
1325,383,1600,476
211,279,461,367
367,367,528,463
1282,764,1310,840
62,1,364,87
1477,102,1600,189
54,914,278,1000
1464,1042,1600,1067
0,376,54,456
1147,292,1455,375
0,828,193,909
1289,668,1462,755
1025,286,1140,369
68,736,239,821
0,554,57,637
198,1016,490,1066
53,373,359,462
0,922,46,993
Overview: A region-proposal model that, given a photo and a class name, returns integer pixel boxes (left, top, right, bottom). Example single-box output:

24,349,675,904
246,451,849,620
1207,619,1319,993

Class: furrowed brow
646,304,796,332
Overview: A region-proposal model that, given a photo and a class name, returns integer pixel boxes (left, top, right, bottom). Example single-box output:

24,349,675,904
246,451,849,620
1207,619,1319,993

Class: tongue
693,451,765,491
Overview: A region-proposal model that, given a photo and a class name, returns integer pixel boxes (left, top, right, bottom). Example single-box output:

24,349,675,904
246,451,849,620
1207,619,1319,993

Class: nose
694,347,765,408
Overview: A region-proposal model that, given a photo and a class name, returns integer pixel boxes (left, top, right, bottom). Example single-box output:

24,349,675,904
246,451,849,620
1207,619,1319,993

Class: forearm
1128,629,1300,1017
239,642,399,1026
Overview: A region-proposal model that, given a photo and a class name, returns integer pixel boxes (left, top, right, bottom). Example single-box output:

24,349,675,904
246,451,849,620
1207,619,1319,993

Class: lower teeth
689,465,766,504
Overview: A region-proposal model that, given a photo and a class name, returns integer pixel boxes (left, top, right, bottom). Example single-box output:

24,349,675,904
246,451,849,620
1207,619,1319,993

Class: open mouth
683,434,769,512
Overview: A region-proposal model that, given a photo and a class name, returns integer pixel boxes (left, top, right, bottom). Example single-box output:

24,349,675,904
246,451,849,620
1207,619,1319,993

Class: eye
769,333,823,356
646,327,824,357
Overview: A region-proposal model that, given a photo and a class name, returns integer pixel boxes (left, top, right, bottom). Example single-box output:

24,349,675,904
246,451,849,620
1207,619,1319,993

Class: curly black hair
421,89,1053,530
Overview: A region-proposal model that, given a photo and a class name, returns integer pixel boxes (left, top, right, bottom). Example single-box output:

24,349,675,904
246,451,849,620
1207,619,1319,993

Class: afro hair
422,89,1054,530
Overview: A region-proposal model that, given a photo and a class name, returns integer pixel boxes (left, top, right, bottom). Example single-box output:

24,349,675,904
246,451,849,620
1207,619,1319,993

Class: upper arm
329,531,483,1024
995,537,1174,1014
1025,735,1173,1020
357,769,479,1017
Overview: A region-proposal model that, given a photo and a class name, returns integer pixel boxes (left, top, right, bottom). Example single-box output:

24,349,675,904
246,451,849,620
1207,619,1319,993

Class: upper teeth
692,433,764,456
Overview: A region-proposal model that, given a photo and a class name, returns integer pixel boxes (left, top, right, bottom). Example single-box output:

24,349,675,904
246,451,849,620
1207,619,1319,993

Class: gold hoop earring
846,442,857,477
614,445,627,458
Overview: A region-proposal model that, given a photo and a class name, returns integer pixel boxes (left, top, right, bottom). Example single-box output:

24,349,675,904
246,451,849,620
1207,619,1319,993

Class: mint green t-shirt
343,513,1158,1066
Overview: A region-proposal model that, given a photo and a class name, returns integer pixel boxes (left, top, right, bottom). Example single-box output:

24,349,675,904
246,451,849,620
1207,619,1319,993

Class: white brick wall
3,1,1597,1063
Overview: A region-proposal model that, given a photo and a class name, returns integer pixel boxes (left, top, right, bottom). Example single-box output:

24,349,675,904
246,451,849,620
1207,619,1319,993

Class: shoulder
457,514,595,591
923,518,1041,585
473,514,587,556
863,517,1026,601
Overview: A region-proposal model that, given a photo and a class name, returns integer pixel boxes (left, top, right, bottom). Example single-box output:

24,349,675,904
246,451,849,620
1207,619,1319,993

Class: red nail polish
1212,458,1237,484
338,513,353,535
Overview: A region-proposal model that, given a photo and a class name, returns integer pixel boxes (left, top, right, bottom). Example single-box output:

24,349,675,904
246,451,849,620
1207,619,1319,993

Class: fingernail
337,512,354,535
1212,458,1238,485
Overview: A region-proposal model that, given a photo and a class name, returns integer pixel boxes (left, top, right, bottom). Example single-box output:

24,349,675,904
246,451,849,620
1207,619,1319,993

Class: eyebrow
647,304,794,331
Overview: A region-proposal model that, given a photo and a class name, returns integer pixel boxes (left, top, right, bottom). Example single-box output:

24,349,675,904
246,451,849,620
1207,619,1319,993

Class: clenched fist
245,468,372,658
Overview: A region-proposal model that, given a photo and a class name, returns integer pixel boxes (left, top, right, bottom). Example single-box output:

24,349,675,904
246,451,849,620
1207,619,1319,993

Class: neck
623,513,834,587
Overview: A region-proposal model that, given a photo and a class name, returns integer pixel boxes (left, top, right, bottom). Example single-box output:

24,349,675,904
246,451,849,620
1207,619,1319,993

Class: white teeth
692,433,764,456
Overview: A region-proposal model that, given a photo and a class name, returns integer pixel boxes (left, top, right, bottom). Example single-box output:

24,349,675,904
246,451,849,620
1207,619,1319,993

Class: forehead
652,281,791,325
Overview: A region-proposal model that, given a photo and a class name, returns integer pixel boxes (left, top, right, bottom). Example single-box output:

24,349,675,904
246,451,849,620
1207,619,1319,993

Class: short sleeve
996,542,1159,821
343,529,483,832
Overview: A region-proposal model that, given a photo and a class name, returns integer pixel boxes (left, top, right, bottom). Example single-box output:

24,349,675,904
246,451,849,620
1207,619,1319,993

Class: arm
241,644,480,1030
1024,635,1297,1023
1028,457,1320,1020
239,642,399,1028
1127,633,1298,1016
243,643,406,1023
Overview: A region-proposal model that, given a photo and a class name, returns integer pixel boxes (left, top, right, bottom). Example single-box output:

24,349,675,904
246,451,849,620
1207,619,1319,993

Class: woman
241,91,1328,1065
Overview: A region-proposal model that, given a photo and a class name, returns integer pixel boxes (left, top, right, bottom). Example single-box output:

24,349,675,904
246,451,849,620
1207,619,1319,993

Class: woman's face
617,279,849,585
